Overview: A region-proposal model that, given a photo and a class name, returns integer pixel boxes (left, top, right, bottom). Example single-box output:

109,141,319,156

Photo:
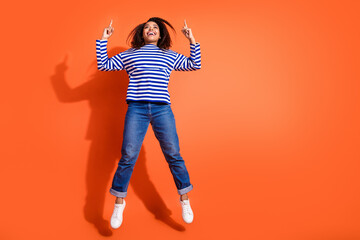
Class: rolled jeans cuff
178,184,193,195
110,188,127,198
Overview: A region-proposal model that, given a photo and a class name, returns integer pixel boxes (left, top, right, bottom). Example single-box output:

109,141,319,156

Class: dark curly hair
127,17,176,50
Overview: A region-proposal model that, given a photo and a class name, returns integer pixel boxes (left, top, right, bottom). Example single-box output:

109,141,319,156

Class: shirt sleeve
173,43,201,71
96,39,124,71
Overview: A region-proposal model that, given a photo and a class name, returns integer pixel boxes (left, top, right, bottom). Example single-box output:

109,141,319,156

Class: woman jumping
96,17,201,229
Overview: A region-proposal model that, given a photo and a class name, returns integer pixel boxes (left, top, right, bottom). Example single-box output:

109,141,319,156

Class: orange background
1,0,360,239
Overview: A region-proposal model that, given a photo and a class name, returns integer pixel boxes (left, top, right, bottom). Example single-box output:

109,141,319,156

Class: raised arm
173,20,201,71
96,20,124,71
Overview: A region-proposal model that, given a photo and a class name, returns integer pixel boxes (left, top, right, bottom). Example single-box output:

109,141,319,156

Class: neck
144,41,158,45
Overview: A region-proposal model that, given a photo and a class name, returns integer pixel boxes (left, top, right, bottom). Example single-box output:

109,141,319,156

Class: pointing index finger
109,19,113,27
184,19,187,28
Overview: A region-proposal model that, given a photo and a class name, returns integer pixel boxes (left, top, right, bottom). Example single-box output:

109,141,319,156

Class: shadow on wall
50,47,185,236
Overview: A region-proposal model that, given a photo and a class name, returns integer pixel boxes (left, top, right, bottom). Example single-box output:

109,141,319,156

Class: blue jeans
110,102,193,198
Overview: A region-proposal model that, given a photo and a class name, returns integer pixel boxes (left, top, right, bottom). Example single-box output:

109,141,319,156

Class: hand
181,19,196,44
101,20,114,40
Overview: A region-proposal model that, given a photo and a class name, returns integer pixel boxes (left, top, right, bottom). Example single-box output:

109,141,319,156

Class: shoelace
182,202,192,215
113,205,123,218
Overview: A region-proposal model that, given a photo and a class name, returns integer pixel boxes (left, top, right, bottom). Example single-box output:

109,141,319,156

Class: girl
96,17,201,229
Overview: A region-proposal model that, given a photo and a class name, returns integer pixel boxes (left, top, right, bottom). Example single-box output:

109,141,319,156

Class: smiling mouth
147,32,156,36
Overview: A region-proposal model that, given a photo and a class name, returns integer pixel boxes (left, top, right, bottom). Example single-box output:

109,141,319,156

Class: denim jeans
110,102,193,198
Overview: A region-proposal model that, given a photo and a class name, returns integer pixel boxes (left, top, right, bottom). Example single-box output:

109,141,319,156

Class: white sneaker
180,199,194,224
110,200,126,229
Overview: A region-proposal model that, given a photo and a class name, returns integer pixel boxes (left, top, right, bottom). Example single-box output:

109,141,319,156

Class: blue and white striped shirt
96,39,201,104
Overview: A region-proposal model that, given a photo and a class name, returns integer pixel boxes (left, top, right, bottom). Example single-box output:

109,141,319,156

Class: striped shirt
96,39,201,104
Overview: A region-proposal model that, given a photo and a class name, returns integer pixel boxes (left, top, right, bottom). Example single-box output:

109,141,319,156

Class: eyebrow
145,23,159,27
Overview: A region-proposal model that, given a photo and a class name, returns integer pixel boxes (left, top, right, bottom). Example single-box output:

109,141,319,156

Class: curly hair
127,17,176,50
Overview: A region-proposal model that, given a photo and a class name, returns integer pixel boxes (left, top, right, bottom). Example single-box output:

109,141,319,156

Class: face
143,21,160,45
